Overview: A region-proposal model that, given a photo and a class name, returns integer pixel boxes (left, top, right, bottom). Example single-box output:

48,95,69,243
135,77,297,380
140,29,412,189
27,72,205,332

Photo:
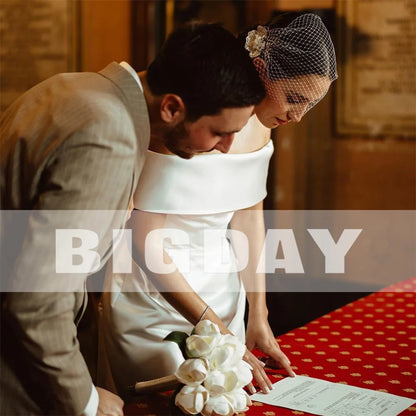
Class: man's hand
96,387,124,416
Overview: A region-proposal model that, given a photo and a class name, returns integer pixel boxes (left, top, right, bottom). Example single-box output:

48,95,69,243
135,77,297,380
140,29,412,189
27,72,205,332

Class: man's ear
160,94,186,124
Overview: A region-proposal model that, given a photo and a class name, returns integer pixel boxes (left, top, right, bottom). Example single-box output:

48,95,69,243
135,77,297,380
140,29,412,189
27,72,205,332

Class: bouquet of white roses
168,320,252,416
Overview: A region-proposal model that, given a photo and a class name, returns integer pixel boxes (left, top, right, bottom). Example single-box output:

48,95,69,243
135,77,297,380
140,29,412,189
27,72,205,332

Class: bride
98,13,337,398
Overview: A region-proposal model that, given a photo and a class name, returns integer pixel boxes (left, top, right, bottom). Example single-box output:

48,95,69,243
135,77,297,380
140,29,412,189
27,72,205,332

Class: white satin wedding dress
98,140,273,395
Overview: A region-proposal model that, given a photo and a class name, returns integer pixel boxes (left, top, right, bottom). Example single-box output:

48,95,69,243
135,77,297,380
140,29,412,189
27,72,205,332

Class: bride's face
163,106,254,159
255,74,331,128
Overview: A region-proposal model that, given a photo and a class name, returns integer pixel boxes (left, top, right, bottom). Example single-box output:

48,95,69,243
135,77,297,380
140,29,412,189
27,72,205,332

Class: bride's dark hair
238,12,338,81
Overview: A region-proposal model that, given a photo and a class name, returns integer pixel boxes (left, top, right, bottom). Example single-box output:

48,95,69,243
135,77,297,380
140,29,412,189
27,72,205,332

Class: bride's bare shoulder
229,115,271,154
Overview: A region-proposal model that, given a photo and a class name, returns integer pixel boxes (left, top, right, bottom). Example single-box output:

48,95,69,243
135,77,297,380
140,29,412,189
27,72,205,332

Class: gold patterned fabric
125,277,416,415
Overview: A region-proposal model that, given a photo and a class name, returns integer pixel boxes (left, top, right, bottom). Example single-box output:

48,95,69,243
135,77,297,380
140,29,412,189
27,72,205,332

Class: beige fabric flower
245,25,267,58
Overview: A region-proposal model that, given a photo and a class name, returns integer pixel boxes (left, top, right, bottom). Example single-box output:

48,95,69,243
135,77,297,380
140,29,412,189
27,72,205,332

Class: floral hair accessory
245,25,267,58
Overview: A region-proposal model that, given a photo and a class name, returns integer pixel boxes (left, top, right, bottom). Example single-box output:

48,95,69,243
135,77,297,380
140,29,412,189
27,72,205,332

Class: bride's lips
275,117,288,125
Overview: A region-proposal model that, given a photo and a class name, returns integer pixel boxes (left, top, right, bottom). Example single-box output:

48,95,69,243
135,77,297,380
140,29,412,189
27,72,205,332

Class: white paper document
251,376,415,416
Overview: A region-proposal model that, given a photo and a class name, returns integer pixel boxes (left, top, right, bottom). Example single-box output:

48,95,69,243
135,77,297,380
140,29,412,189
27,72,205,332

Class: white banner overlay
0,210,414,292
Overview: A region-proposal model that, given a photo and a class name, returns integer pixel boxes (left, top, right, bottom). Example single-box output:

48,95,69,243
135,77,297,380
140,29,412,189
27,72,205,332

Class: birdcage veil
245,13,338,121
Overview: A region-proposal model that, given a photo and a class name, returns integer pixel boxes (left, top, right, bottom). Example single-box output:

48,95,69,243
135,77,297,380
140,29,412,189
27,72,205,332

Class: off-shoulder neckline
147,140,273,159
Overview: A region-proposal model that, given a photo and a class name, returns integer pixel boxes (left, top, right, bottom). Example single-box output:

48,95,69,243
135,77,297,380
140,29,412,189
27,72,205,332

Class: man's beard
163,121,194,160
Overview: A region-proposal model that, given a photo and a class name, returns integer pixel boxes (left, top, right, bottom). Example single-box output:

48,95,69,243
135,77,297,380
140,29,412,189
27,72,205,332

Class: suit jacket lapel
98,62,150,185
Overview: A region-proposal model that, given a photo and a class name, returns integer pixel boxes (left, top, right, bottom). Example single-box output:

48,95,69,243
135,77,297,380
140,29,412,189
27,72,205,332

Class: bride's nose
288,103,309,123
288,112,302,123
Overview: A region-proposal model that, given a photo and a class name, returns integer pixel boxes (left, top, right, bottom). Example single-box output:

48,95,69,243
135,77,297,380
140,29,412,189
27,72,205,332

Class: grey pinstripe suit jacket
0,62,150,415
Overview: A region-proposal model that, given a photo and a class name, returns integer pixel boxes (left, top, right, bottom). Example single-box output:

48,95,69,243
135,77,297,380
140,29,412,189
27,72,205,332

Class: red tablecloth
125,277,416,416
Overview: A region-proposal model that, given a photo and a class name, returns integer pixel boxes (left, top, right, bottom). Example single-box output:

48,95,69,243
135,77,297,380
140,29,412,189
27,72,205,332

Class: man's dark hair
147,22,265,121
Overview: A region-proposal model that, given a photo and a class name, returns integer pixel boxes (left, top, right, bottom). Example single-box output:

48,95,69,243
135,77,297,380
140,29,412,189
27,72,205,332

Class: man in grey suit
0,23,265,416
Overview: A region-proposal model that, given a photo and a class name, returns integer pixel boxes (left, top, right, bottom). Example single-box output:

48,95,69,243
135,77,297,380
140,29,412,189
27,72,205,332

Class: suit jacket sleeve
5,119,137,414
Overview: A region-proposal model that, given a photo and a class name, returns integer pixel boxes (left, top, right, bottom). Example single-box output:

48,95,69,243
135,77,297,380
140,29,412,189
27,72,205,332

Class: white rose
186,333,220,358
175,358,209,386
224,388,252,413
175,384,209,415
201,395,234,416
209,334,246,370
230,360,253,389
194,320,220,337
204,370,238,395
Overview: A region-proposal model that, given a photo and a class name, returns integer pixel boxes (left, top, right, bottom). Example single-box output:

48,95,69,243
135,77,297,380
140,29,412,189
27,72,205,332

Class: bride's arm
128,209,225,328
230,201,295,378
127,209,272,393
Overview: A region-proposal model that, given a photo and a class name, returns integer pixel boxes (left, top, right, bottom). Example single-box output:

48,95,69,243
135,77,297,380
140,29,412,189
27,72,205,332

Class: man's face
163,106,254,159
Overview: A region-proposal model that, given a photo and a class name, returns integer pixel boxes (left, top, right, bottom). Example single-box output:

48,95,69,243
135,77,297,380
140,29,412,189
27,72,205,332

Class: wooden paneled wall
80,0,132,72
